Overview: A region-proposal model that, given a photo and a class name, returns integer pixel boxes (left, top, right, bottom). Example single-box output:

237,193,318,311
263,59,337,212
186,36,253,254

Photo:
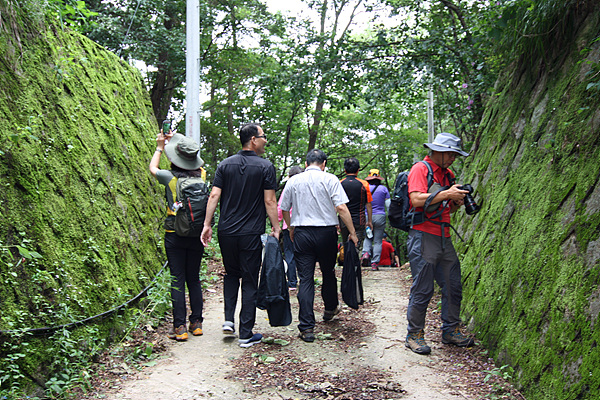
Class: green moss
455,11,600,400
0,4,168,395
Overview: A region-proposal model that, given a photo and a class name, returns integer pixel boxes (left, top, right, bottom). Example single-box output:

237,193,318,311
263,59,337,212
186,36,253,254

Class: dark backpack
388,161,433,231
173,177,209,237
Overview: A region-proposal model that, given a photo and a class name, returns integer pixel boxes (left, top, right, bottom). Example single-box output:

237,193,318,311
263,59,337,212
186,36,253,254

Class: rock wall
456,9,600,400
0,3,166,392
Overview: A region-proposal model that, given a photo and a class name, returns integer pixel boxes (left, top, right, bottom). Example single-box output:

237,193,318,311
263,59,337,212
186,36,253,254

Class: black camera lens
459,184,480,215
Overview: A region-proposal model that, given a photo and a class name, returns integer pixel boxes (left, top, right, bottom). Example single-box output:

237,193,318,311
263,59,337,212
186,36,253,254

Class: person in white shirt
280,149,358,343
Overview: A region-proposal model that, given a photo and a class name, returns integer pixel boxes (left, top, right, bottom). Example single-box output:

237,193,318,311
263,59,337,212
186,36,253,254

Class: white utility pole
427,87,434,143
186,0,201,145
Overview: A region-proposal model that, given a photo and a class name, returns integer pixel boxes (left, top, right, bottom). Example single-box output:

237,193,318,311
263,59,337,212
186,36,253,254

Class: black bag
341,240,363,310
257,236,292,326
173,177,209,237
388,161,434,231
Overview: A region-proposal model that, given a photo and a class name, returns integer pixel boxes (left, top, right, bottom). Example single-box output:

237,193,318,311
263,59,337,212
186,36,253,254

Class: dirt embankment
83,264,524,400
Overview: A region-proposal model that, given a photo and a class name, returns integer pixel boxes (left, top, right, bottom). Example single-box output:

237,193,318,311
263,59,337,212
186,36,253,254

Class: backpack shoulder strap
175,177,183,200
419,161,434,188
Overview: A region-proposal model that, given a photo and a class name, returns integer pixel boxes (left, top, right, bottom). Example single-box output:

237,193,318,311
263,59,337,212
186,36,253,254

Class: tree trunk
150,58,175,126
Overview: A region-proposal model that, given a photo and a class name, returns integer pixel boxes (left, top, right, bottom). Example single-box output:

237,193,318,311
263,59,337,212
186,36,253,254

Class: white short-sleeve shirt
279,165,349,227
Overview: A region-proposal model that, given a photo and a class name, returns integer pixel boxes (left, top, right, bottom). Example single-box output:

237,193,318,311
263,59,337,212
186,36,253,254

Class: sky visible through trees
77,0,547,183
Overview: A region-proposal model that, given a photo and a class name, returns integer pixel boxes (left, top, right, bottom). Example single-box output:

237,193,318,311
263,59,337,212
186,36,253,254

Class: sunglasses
255,135,267,140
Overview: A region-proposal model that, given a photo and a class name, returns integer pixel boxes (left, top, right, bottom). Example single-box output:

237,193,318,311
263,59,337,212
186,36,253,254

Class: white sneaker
238,333,263,348
222,321,235,335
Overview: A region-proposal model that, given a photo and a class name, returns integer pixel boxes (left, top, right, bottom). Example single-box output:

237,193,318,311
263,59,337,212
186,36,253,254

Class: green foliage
48,0,98,31
0,2,176,396
455,7,600,399
581,35,600,95
491,0,595,68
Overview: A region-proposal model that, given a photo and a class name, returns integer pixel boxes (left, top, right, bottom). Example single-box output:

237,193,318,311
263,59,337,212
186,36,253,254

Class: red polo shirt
407,155,455,237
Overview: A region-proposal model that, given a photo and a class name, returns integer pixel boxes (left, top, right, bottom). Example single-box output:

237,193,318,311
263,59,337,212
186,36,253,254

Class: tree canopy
72,0,575,180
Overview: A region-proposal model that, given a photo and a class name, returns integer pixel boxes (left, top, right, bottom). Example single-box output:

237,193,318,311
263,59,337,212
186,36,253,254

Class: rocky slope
456,6,600,400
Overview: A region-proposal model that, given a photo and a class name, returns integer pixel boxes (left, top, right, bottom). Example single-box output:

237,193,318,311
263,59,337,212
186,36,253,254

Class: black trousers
217,233,262,340
164,232,205,328
293,226,339,332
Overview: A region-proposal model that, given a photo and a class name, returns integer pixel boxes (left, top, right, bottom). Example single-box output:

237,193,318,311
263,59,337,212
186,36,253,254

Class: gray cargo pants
406,229,463,334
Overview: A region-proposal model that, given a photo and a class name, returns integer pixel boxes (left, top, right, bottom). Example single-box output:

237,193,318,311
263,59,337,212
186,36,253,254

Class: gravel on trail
81,260,525,400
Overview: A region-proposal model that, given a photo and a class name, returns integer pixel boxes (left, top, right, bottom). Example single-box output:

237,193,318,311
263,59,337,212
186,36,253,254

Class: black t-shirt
213,150,277,235
340,175,369,227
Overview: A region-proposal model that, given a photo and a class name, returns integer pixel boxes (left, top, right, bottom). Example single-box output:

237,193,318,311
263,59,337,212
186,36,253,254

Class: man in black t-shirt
339,158,372,256
201,123,281,348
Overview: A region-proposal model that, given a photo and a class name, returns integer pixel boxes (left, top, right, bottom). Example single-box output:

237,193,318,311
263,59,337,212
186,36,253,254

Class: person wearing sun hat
149,128,206,342
404,132,474,355
361,168,390,271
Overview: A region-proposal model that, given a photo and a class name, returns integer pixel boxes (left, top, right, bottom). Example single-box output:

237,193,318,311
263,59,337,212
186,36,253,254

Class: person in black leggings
150,128,206,341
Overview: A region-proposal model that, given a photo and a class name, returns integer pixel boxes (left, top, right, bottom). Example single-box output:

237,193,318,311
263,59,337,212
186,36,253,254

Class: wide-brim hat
164,133,204,170
366,169,384,181
424,132,469,157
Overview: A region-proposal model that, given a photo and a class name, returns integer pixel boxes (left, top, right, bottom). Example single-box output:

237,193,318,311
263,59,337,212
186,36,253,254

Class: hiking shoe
405,331,431,355
361,253,370,267
222,321,235,336
442,327,475,347
323,305,341,321
189,320,203,336
238,333,263,348
299,329,315,343
168,325,188,341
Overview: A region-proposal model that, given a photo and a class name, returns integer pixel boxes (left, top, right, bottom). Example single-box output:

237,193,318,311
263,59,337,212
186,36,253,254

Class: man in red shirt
405,132,475,355
377,237,399,268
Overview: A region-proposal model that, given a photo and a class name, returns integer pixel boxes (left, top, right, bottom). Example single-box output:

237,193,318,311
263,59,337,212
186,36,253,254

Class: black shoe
299,328,315,342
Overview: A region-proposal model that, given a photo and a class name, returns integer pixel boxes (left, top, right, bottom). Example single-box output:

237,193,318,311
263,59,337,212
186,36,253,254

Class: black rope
0,261,169,338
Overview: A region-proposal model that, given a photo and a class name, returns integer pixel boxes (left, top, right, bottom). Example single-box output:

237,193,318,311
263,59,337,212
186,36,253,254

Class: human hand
349,231,359,247
445,184,469,202
270,226,281,241
200,226,212,247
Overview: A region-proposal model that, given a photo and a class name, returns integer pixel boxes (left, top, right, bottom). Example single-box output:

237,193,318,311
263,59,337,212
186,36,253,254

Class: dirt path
90,265,521,400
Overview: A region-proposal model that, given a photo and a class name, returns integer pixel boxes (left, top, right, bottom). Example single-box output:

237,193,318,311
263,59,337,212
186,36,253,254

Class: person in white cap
404,132,475,355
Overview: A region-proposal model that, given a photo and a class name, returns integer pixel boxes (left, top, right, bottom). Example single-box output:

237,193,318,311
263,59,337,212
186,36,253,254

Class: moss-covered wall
0,2,167,393
456,9,600,400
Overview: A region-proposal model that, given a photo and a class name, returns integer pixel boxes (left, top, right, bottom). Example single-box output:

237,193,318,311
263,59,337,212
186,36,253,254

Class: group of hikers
149,123,475,354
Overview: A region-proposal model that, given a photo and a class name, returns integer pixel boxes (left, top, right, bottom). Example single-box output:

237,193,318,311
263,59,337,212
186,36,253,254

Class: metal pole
186,0,201,145
427,87,434,143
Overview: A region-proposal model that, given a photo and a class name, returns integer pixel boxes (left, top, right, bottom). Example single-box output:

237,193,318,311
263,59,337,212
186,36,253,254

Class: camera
458,184,480,215
162,119,171,133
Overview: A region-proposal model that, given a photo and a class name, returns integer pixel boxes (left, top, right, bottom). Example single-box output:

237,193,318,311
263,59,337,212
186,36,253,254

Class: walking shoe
405,331,431,355
323,305,341,321
298,328,315,342
361,253,370,267
238,333,263,348
442,327,475,347
189,320,203,336
222,321,235,336
168,325,188,341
